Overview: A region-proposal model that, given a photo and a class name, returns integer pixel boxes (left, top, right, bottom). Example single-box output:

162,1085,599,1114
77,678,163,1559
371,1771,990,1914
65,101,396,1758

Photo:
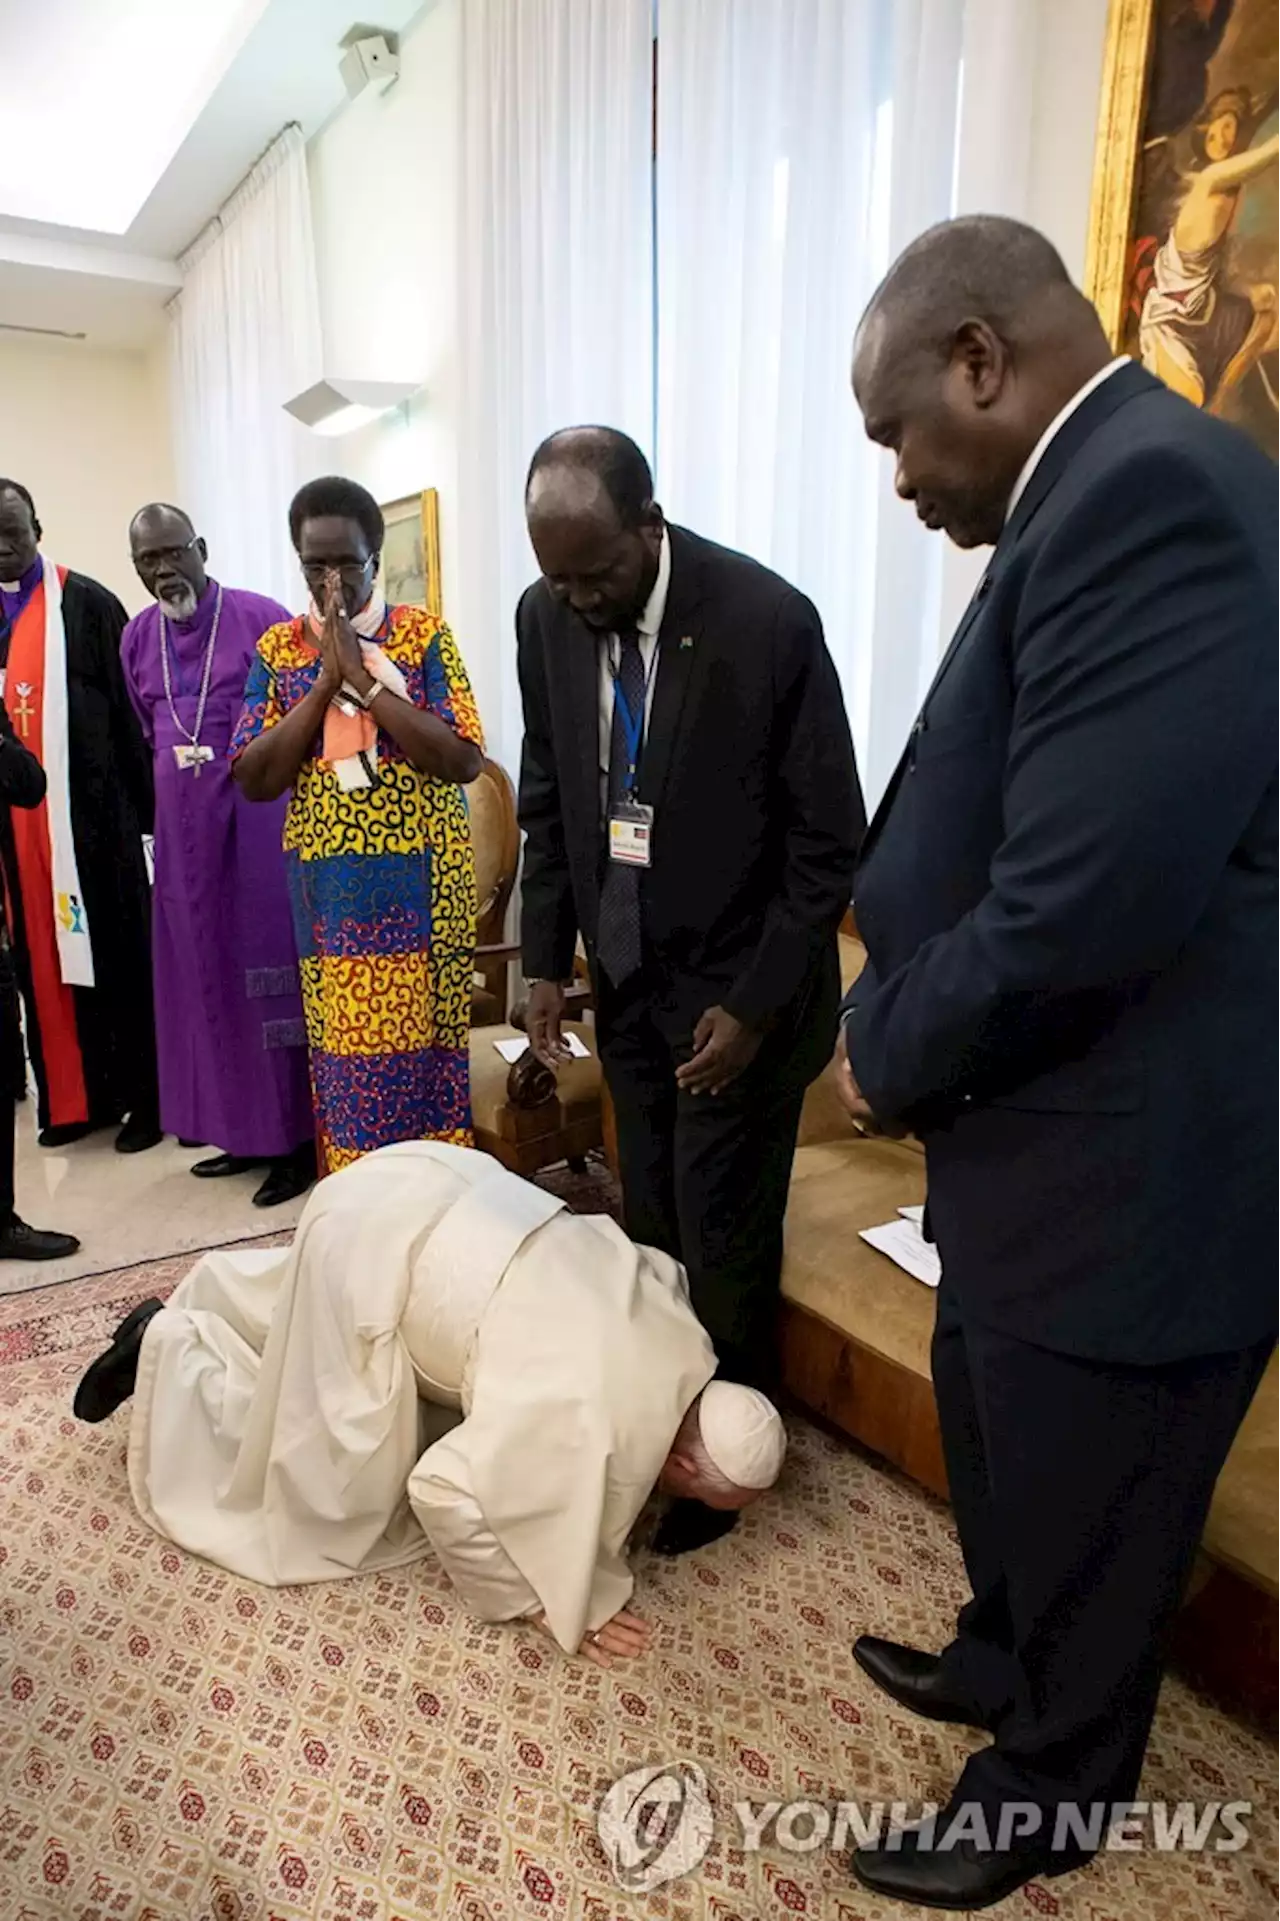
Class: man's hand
531,1607,653,1668
525,979,571,1069
676,1006,761,1097
834,1023,907,1137
318,570,372,698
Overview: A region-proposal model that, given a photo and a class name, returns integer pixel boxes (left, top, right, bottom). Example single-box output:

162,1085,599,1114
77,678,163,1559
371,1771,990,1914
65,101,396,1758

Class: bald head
525,426,664,632
130,501,207,616
852,215,1112,548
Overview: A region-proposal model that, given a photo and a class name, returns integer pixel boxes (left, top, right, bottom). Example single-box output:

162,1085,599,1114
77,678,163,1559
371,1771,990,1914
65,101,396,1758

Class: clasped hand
317,570,372,699
833,1024,906,1137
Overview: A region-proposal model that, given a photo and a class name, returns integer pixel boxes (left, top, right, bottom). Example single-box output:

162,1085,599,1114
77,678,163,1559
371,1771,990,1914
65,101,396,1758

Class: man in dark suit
517,427,864,1551
0,699,80,1261
838,216,1277,1909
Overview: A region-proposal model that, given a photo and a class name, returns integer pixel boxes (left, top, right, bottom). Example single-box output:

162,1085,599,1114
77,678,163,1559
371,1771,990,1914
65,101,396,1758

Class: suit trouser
931,1284,1272,1838
0,1101,13,1223
596,973,804,1395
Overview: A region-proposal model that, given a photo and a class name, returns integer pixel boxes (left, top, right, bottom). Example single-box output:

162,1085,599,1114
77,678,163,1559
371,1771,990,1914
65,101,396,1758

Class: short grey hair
860,214,1078,355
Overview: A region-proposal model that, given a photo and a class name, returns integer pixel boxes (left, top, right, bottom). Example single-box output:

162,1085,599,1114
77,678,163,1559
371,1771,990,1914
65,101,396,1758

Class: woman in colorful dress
232,477,484,1174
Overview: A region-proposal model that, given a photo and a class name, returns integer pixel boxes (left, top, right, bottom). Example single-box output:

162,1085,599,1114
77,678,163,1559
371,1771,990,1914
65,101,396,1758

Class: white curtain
655,0,1039,810
168,126,322,612
455,0,655,768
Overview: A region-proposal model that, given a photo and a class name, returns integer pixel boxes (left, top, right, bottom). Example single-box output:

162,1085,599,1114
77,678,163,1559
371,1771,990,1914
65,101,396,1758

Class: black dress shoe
38,1121,96,1148
115,1117,163,1154
853,1636,997,1731
651,1498,739,1556
0,1216,81,1262
252,1145,316,1208
178,1138,206,1150
191,1152,263,1179
852,1811,1079,1911
73,1298,164,1422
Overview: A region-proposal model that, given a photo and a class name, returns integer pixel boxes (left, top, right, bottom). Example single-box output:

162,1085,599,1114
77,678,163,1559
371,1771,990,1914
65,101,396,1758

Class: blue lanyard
611,640,658,796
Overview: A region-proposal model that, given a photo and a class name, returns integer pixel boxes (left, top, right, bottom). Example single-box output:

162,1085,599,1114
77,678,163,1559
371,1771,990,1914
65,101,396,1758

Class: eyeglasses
134,538,198,570
299,559,375,585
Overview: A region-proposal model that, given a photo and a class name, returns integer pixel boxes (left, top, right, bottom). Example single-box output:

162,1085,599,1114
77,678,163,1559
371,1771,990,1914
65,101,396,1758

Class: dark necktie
596,630,646,987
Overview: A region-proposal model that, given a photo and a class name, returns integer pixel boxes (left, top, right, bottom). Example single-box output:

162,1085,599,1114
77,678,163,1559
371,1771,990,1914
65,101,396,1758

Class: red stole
5,569,89,1125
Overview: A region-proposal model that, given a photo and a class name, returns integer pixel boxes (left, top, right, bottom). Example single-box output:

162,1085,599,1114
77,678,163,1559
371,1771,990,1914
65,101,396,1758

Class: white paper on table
897,1203,925,1226
859,1217,941,1288
493,1032,590,1064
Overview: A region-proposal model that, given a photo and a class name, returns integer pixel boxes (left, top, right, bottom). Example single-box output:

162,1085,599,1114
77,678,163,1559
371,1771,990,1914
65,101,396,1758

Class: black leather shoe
191,1152,263,1179
853,1636,997,1731
0,1216,81,1262
115,1117,163,1154
651,1498,739,1556
252,1146,316,1209
851,1812,1079,1910
38,1122,96,1148
178,1138,206,1150
73,1298,164,1422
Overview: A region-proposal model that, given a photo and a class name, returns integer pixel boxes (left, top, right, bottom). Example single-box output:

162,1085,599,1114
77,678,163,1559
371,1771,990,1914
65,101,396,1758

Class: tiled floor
3,1102,308,1296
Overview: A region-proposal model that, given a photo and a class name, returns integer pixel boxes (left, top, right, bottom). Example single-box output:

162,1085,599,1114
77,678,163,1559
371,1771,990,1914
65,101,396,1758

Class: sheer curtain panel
455,0,655,766
655,0,969,809
168,126,322,612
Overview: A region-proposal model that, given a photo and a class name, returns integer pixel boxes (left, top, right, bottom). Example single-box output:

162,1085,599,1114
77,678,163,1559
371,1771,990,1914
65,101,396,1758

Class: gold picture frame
379,487,443,618
1085,0,1278,459
1084,0,1157,348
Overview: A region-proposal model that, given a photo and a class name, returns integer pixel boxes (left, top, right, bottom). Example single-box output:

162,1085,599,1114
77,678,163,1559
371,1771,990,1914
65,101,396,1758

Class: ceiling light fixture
283,377,419,438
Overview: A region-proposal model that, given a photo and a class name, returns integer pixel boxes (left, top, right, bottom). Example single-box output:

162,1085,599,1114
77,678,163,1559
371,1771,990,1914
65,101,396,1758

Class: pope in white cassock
73,1142,786,1663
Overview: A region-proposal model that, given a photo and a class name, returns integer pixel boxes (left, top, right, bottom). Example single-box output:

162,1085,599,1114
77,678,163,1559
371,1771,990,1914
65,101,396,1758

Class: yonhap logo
597,1761,714,1891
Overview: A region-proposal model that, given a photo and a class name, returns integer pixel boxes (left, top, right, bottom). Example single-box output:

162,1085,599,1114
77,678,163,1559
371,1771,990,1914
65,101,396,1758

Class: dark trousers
931,1285,1272,1833
0,1099,13,1224
596,971,805,1393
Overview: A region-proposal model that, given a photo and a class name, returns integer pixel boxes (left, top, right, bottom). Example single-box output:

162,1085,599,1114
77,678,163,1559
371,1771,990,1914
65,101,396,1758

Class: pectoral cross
13,682,34,739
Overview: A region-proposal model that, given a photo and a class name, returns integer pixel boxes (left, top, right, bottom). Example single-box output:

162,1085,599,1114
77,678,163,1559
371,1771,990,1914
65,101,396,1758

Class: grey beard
159,586,198,620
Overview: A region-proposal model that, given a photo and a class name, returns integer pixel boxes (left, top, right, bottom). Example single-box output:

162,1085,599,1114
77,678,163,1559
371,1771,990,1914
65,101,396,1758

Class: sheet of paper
897,1204,925,1226
494,1032,590,1064
860,1217,941,1289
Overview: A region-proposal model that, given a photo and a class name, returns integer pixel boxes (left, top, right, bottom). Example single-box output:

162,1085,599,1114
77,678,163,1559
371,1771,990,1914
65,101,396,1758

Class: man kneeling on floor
73,1141,784,1663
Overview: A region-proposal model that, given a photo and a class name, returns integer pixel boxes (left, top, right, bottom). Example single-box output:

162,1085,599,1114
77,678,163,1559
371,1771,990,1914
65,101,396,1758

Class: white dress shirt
1005,357,1130,522
597,526,672,793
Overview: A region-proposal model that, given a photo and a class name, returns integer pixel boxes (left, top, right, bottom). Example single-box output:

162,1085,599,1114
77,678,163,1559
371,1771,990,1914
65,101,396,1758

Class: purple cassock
120,580,313,1158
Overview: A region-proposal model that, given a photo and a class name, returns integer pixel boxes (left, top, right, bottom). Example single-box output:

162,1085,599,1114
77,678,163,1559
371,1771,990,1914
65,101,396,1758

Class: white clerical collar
637,527,672,638
1005,357,1130,523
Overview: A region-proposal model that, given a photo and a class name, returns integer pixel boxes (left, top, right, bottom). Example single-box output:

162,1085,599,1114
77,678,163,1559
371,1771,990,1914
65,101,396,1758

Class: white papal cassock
127,1141,716,1650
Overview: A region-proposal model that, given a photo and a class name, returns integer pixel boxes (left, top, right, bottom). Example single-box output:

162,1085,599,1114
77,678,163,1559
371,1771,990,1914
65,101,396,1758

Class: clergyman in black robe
0,479,160,1152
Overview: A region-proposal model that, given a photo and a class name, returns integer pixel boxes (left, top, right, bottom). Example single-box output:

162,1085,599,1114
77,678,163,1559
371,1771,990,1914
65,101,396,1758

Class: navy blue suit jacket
844,363,1277,1365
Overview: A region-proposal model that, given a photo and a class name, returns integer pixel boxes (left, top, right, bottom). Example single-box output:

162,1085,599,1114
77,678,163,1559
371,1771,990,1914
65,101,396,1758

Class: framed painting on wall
379,488,443,617
1086,0,1278,461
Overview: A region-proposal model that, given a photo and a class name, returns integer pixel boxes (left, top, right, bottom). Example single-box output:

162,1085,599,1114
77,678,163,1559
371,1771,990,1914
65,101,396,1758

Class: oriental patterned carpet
0,1248,1274,1920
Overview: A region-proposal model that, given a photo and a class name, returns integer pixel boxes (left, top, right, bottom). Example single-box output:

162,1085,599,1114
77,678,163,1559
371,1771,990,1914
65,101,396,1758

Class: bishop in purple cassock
120,505,315,1208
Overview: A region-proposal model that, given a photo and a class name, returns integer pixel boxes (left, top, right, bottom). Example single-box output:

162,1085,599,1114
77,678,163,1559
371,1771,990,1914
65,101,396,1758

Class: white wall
1026,0,1112,281
307,0,464,643
0,334,174,611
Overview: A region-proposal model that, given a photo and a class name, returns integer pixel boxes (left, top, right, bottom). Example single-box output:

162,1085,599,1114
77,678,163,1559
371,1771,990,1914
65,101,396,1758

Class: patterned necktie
596,630,646,987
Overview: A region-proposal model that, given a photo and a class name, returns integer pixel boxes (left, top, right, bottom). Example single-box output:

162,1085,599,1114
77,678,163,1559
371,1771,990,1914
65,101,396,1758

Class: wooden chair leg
601,1081,619,1180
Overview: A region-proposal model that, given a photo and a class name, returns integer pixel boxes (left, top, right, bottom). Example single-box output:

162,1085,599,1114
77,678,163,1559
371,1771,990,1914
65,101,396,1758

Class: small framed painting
1085,0,1277,460
379,487,443,616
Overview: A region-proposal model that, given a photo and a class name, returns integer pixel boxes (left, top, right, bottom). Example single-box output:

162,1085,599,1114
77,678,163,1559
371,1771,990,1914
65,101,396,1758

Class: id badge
608,801,653,868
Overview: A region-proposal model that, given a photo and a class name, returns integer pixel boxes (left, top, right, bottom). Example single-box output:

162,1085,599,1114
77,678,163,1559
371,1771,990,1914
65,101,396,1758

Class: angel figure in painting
1139,86,1279,412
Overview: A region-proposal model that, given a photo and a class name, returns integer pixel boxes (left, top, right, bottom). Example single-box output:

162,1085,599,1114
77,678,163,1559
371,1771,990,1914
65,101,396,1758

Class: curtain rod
173,120,303,272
